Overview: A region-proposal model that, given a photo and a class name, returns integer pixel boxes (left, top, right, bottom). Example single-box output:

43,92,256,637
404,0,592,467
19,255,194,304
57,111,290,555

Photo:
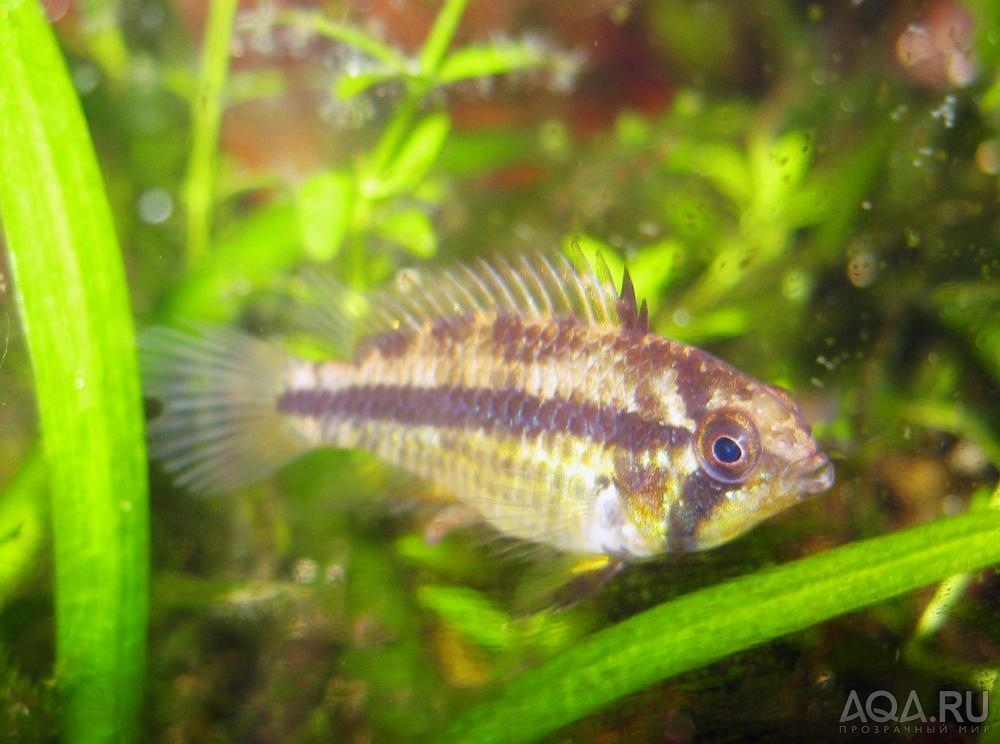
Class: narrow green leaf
438,42,547,84
418,585,515,650
375,207,438,257
419,0,469,76
334,67,401,99
748,129,813,212
183,0,239,265
370,112,451,199
296,170,355,261
448,509,1000,744
0,2,149,742
664,140,751,205
78,0,129,83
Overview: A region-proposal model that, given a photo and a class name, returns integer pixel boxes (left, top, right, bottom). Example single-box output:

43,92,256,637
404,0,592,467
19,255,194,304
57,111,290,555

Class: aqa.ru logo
839,690,989,736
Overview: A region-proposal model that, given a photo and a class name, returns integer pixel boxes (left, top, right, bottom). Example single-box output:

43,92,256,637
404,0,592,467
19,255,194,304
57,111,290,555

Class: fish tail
140,325,312,493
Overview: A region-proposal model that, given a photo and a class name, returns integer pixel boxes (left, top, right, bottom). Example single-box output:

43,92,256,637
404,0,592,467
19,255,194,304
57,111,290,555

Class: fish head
676,382,834,551
624,347,835,554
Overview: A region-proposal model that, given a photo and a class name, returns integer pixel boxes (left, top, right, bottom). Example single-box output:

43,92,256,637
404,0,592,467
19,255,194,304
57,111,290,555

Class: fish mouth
796,452,835,495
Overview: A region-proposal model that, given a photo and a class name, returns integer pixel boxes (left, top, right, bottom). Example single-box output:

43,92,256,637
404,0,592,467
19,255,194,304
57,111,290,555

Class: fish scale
285,350,629,553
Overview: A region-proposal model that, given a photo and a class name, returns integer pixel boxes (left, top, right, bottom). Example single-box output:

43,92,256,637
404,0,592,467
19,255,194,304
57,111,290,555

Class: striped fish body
143,254,834,557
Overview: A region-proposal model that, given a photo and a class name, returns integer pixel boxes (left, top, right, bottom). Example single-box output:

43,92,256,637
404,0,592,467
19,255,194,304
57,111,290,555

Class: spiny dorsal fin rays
564,244,623,327
561,245,600,325
293,250,644,352
361,250,626,338
616,269,649,334
492,253,539,315
511,253,556,316
288,271,367,358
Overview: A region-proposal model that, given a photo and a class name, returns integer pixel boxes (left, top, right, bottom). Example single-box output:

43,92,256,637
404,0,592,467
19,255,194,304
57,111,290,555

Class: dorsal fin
365,251,628,336
289,269,367,358
292,251,649,355
616,269,649,334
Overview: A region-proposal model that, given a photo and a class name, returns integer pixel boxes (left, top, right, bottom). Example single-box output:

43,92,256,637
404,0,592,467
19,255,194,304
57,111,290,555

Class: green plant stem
79,0,130,83
368,0,466,178
183,0,239,265
448,506,1000,744
272,9,408,70
368,94,422,180
0,2,149,742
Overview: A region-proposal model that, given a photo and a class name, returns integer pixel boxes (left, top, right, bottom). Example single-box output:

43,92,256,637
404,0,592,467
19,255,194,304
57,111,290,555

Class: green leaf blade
369,112,451,199
374,207,438,257
297,170,356,261
438,42,546,84
0,2,149,742
447,509,1000,744
418,0,469,76
334,67,403,99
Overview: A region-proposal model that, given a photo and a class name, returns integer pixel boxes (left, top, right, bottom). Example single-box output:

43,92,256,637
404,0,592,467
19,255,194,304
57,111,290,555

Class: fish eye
696,408,761,483
712,436,742,463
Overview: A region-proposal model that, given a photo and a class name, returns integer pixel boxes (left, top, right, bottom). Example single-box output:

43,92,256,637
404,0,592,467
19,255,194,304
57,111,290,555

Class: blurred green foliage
1,0,998,741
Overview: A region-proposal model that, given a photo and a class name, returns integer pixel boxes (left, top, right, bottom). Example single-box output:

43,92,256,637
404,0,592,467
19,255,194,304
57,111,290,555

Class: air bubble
975,139,1000,175
293,559,318,584
638,221,661,238
930,94,958,128
138,4,165,33
847,251,877,288
815,355,836,371
325,562,346,583
73,62,100,95
137,188,173,225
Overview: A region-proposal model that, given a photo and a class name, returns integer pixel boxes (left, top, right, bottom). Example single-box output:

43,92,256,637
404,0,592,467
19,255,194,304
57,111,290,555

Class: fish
141,252,834,557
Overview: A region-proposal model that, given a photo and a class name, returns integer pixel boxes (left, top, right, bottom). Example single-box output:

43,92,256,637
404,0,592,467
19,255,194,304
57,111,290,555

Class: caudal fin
140,326,311,494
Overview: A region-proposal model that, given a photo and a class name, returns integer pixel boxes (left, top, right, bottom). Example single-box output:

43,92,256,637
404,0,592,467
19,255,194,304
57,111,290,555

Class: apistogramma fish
142,252,833,557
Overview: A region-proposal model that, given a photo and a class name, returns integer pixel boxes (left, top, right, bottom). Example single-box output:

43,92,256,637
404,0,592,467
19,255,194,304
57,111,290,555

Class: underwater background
0,0,998,741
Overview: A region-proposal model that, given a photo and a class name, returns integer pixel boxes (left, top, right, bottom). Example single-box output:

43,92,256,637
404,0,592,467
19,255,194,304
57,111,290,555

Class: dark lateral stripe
277,384,689,453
